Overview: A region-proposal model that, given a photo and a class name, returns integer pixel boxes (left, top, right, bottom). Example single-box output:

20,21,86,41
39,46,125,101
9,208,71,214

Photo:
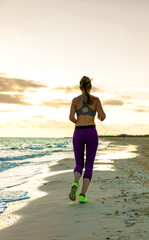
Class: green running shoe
79,194,88,203
69,182,78,201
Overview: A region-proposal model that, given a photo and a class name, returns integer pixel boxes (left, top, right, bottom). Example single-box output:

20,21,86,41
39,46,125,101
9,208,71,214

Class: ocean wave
0,190,29,202
0,190,30,214
4,146,44,151
51,148,73,153
27,147,43,150
0,201,7,214
2,144,68,151
0,161,30,172
46,145,53,148
52,150,64,153
54,143,68,148
0,152,51,161
9,147,19,150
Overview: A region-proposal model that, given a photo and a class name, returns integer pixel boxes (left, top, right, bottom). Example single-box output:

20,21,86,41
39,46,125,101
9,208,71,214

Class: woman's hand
96,98,106,121
98,116,105,121
70,117,77,124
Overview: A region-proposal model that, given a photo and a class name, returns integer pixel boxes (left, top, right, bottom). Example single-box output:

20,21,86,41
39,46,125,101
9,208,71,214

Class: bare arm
96,98,106,121
69,98,77,124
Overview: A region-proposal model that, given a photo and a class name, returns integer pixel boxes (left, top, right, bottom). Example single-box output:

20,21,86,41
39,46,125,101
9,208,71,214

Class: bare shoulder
72,95,81,103
90,94,99,102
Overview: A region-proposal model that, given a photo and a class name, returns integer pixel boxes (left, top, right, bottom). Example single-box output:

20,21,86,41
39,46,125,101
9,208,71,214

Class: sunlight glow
94,145,138,171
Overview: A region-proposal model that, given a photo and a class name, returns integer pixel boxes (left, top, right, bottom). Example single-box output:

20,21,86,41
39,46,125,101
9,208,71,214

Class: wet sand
0,137,149,240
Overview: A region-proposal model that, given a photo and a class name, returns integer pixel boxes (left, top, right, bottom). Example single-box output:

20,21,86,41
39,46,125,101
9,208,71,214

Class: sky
0,0,149,137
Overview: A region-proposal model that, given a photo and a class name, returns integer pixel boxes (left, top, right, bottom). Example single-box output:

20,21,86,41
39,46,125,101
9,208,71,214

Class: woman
69,76,106,203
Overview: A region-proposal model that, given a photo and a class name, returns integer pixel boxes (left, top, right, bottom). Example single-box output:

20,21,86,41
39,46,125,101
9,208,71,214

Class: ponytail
80,76,93,104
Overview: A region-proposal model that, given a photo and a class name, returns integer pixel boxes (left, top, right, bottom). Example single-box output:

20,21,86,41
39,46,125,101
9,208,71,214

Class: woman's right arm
96,98,106,121
69,98,77,124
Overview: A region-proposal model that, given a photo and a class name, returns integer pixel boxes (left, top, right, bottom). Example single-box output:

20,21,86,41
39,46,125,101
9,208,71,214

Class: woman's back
74,94,98,126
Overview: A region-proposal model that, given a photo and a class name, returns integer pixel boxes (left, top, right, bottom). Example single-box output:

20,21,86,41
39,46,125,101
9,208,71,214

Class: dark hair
80,76,93,104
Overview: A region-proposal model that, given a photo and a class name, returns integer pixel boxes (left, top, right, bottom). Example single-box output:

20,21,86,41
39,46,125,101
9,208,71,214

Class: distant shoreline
99,134,149,137
0,135,149,138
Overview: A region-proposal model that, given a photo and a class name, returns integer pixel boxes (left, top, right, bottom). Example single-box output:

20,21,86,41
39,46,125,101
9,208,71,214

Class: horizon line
0,134,149,138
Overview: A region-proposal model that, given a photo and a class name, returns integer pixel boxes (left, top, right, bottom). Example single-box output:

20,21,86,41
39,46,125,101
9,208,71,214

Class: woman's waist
76,118,95,126
75,124,96,129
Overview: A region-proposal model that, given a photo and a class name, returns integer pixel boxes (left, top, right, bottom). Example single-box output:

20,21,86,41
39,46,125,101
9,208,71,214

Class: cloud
117,95,131,101
0,72,8,77
0,76,47,93
0,110,20,112
92,86,103,93
126,106,149,113
43,98,124,109
16,119,72,129
32,115,45,118
53,85,79,93
42,99,71,108
52,85,102,93
114,91,131,100
36,120,72,129
103,99,124,106
0,93,33,105
133,108,149,113
133,123,148,126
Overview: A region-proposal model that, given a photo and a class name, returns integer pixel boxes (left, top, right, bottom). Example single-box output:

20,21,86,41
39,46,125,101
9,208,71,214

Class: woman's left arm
69,98,77,124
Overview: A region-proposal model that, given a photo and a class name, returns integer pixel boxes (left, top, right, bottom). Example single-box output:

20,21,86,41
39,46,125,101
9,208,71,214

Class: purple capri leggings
73,126,98,180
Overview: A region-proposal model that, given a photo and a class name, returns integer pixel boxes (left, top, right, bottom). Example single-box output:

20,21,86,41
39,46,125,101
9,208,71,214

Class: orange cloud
133,108,149,113
32,115,45,118
43,98,124,109
0,110,20,112
0,72,8,77
52,85,102,93
42,99,71,108
16,119,72,129
0,93,33,105
0,76,47,93
126,105,149,112
53,85,79,93
103,99,124,106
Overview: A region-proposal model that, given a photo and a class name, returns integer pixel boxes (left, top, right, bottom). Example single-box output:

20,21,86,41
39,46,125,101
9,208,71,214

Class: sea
0,137,73,214
0,136,137,229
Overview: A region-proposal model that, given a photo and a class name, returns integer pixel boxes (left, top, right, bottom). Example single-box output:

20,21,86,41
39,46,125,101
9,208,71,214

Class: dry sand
0,137,149,240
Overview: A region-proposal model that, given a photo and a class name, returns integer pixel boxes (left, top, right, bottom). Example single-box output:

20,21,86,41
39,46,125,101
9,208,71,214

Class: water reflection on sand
94,143,138,171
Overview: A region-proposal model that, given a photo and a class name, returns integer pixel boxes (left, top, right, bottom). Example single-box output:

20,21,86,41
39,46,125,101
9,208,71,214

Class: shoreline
0,153,74,230
0,137,149,239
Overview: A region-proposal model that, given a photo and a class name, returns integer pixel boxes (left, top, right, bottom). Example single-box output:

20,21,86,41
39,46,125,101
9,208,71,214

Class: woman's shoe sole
69,185,78,201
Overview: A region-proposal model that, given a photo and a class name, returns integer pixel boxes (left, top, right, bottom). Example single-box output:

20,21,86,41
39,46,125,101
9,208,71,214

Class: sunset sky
0,0,149,137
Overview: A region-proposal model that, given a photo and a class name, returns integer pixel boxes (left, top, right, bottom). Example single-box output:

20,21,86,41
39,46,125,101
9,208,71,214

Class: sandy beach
0,137,149,240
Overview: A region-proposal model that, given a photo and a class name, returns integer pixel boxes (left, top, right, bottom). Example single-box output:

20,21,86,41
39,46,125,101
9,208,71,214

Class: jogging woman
69,76,106,203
